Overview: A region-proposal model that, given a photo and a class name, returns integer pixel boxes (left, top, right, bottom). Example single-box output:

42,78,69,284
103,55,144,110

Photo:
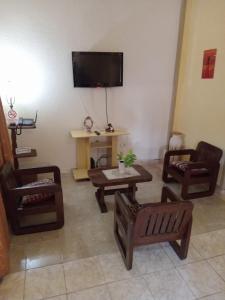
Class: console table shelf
70,129,128,180
8,125,37,169
91,141,112,149
15,149,37,158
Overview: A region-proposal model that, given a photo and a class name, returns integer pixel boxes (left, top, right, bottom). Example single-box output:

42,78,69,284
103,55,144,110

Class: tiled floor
1,161,225,300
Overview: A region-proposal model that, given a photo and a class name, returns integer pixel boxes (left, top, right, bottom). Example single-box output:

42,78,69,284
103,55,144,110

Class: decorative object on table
7,96,18,126
169,132,184,162
118,160,125,174
169,132,184,150
83,116,93,132
162,141,223,200
117,149,137,167
15,147,32,155
103,166,140,180
114,187,193,270
105,122,114,133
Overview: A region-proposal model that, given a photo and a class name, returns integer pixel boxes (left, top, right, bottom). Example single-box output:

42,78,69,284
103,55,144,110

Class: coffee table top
88,164,152,187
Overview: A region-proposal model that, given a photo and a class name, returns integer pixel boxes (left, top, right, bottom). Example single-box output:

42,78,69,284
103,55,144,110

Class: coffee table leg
128,183,137,204
95,188,107,213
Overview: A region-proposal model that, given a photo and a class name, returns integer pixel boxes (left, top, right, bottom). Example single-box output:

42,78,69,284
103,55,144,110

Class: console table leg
95,188,107,213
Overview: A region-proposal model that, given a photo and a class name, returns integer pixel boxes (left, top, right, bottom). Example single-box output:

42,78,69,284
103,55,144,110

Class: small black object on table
88,164,152,213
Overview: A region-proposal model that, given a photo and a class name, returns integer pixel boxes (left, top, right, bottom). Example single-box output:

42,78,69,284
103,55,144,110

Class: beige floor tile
208,254,225,280
26,238,63,269
63,257,105,293
177,261,225,298
192,196,225,235
11,234,29,246
98,252,139,283
24,264,66,300
133,244,174,274
144,268,195,300
162,242,203,266
199,292,225,300
61,216,117,262
191,229,225,258
9,244,26,273
26,229,64,243
107,277,154,300
60,229,90,262
0,271,25,300
67,285,111,300
45,296,67,300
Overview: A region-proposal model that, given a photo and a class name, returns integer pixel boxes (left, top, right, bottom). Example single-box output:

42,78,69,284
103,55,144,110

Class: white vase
169,132,184,150
118,160,126,174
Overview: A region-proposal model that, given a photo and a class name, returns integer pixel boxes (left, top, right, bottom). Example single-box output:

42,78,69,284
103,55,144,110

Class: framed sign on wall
201,49,217,79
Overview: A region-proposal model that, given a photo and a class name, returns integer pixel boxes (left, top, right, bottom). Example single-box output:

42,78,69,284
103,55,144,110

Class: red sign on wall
201,49,217,79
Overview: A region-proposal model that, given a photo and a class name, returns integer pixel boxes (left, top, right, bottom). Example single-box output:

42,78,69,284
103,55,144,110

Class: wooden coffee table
88,165,152,213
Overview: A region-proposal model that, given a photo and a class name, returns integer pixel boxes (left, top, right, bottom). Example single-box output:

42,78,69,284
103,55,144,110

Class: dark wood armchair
162,141,223,199
114,187,193,270
0,162,64,235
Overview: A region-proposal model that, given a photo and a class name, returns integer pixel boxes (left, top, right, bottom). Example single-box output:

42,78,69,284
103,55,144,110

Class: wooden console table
70,129,128,180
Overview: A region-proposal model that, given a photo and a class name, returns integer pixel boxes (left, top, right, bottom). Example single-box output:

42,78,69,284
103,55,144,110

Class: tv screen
72,51,123,87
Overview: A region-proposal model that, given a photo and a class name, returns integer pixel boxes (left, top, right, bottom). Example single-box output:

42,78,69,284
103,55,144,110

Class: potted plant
117,150,137,174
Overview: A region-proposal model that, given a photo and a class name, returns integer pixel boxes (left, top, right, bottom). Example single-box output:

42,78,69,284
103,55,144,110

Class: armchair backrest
0,162,18,193
133,201,193,244
0,162,19,214
196,141,222,164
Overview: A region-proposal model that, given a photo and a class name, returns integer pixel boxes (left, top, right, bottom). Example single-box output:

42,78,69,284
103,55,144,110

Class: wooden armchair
114,187,193,270
162,141,223,199
0,162,64,235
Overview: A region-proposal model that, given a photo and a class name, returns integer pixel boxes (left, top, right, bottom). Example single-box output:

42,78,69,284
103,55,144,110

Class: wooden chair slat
159,213,171,234
173,209,185,232
146,214,157,236
153,214,164,234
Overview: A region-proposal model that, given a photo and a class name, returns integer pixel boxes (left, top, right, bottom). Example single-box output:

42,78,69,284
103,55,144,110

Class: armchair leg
169,219,192,259
125,243,133,270
114,217,134,270
181,183,189,199
55,191,64,227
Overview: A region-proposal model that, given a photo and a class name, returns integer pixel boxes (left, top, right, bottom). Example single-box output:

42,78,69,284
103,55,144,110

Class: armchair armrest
115,192,135,223
9,183,61,197
15,166,61,184
161,186,181,203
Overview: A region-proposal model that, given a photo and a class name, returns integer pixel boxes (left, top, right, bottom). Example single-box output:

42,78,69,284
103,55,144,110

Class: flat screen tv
72,51,123,87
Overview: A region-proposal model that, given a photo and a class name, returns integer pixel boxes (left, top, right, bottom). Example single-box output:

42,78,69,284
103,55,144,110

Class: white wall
0,0,182,172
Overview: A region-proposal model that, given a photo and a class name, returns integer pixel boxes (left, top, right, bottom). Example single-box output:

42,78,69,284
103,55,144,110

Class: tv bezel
72,51,123,88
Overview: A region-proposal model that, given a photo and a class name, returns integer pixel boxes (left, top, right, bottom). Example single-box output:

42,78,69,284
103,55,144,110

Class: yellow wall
173,0,225,186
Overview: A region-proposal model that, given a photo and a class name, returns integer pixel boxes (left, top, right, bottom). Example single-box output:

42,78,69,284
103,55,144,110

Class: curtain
0,97,11,278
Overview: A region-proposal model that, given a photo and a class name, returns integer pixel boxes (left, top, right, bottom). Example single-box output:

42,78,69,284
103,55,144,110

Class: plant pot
118,160,126,174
